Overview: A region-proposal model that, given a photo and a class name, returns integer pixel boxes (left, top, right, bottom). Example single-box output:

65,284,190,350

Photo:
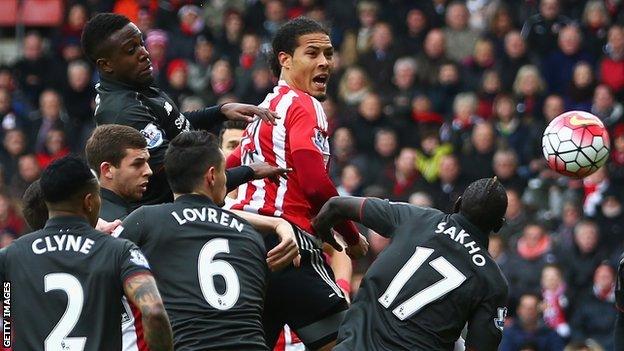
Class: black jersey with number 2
0,216,151,351
117,193,268,350
335,198,509,351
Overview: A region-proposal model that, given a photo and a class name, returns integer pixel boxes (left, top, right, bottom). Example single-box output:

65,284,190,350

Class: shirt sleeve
465,287,508,351
113,104,169,150
359,198,424,238
184,106,227,132
286,101,328,156
117,207,147,246
118,240,152,284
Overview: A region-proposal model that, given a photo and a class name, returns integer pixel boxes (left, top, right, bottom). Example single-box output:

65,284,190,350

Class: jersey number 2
378,246,466,320
44,273,86,351
198,239,240,310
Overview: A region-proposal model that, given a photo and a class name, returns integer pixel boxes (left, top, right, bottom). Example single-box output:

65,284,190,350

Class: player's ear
452,196,462,213
205,166,216,187
96,57,113,74
101,162,113,180
278,51,292,70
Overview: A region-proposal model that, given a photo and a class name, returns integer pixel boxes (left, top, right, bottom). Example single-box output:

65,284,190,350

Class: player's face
101,23,154,87
111,148,152,201
220,128,244,158
287,33,333,101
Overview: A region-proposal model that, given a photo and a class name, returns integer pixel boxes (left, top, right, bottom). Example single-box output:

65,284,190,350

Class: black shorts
263,225,349,349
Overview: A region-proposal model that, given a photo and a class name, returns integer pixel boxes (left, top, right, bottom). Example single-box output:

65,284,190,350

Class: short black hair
22,179,48,230
165,131,223,193
269,17,329,77
81,13,130,63
85,125,147,177
40,155,98,204
459,177,507,233
218,120,247,145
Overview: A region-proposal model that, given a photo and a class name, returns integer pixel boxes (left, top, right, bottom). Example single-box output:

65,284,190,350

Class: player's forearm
184,105,227,131
142,304,174,351
225,166,254,192
615,311,624,350
230,210,285,236
314,197,365,238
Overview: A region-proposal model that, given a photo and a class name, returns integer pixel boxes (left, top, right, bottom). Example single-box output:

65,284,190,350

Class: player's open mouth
312,74,328,89
139,182,148,191
140,63,153,75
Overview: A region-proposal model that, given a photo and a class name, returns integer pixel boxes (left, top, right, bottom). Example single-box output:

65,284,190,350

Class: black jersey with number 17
335,198,509,351
0,216,151,351
117,193,268,351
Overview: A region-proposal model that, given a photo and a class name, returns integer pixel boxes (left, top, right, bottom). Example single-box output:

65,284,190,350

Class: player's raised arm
230,210,301,271
123,272,173,351
465,290,508,351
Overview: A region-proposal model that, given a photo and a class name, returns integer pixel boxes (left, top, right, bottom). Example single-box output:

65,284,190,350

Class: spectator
429,62,463,118
500,293,566,351
337,67,372,118
460,122,496,182
430,154,468,212
540,264,571,340
443,1,479,63
414,129,452,184
0,129,27,183
329,127,361,183
462,38,496,91
13,32,55,107
594,189,624,257
349,92,392,155
591,84,623,128
364,128,399,185
521,0,571,58
0,88,29,140
559,221,607,298
410,94,444,126
507,224,557,301
35,128,69,169
581,1,611,60
476,69,502,120
564,62,596,112
552,201,583,251
216,9,245,63
570,263,616,350
9,153,41,199
170,5,213,61
513,65,547,120
336,164,364,196
599,25,624,99
203,59,236,106
489,233,514,280
235,33,263,89
358,22,400,94
164,59,193,107
401,7,429,55
493,95,532,167
27,89,66,153
408,191,434,207
485,5,516,58
607,124,624,184
238,65,274,105
144,29,169,84
542,94,566,123
582,166,609,217
0,191,25,236
188,35,217,97
385,57,419,120
441,92,483,151
499,188,531,243
63,60,95,152
261,0,288,45
340,0,379,66
498,31,536,92
415,29,450,88
542,25,595,94
378,147,428,201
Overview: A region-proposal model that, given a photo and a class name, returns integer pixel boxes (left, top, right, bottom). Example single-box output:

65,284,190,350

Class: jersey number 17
378,246,466,320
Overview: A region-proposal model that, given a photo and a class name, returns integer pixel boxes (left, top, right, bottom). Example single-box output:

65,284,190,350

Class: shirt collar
44,215,93,230
174,193,218,207
101,188,130,208
98,75,156,93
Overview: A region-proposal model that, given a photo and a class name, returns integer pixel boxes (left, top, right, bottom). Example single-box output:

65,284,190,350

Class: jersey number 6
378,246,466,320
44,273,87,351
198,238,241,310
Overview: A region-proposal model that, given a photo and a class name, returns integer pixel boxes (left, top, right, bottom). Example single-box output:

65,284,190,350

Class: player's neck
174,190,217,203
48,209,90,223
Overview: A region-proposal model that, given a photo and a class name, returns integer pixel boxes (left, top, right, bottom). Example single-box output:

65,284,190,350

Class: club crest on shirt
140,123,164,149
130,248,150,268
312,128,330,164
164,101,173,115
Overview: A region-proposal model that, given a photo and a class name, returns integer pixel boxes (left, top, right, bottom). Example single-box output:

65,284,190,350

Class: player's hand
267,221,301,271
220,103,280,125
248,162,292,182
311,214,344,252
96,218,122,234
345,233,369,259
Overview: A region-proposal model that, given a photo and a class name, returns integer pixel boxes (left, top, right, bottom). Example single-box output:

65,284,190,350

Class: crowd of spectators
0,0,623,349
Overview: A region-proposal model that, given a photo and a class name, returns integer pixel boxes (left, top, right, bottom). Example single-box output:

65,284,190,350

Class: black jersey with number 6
335,198,508,351
0,216,151,351
117,193,268,350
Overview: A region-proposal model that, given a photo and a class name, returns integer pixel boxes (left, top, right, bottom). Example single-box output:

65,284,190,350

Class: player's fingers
293,254,301,268
255,108,278,125
266,237,295,259
266,245,298,271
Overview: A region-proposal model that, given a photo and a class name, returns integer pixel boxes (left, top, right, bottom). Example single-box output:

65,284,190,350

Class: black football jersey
0,216,150,351
117,194,268,350
335,198,508,351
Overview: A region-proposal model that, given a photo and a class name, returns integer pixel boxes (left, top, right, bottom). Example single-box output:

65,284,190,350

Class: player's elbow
142,303,174,351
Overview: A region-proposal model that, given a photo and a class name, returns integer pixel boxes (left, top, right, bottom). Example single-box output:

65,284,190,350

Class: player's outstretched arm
123,273,173,351
312,196,368,258
230,210,301,270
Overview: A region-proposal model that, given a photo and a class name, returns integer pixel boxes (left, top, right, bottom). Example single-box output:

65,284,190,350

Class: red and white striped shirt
230,81,331,234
